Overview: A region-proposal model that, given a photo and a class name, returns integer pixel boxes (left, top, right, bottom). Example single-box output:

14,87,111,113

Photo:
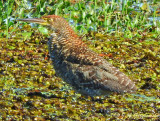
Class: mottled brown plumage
18,15,137,96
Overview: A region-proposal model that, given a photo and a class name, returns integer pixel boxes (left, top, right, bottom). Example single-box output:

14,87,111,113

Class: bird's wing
63,44,137,93
74,64,136,93
61,39,137,93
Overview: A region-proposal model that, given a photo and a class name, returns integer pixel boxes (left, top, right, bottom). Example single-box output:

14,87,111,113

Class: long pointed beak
17,18,49,25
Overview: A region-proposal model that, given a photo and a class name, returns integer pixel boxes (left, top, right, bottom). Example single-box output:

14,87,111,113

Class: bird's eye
42,17,50,23
50,18,54,22
46,18,54,23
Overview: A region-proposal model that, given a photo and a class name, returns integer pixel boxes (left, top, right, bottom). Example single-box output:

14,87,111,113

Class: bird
18,15,137,97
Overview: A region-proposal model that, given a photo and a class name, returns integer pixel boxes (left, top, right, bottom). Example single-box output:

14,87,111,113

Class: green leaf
7,45,16,50
38,26,48,35
21,32,32,38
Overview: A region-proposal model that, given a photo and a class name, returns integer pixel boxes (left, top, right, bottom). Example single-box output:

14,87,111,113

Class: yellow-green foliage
0,0,159,120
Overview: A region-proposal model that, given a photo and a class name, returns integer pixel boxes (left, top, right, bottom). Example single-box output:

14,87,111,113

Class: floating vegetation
0,0,159,120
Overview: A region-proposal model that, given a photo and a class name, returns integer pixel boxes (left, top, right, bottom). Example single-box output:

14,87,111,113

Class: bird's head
18,15,74,35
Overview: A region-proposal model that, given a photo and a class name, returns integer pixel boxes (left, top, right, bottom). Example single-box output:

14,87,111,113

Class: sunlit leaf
38,26,48,35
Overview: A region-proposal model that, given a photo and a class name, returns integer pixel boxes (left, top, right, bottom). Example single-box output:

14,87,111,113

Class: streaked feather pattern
44,15,137,96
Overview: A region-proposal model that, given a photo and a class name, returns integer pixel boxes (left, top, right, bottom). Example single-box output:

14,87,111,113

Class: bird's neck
54,25,78,41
